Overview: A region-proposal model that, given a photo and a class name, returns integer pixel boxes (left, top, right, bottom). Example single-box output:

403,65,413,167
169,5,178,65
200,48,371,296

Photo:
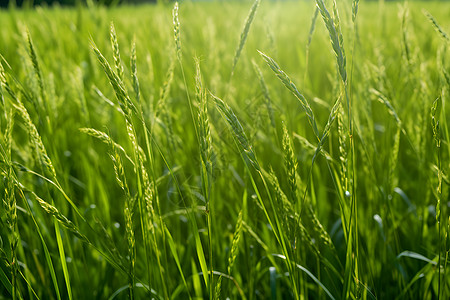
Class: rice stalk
258,51,320,140
297,97,342,219
315,0,359,297
31,192,90,245
134,99,166,300
293,133,334,162
227,210,243,276
305,204,334,251
16,35,74,297
110,22,124,82
231,0,260,77
311,96,341,167
13,101,56,179
264,168,293,240
209,92,260,171
431,96,443,298
370,88,402,125
26,30,45,102
173,2,181,61
15,187,62,300
91,43,137,117
0,57,7,99
1,110,18,300
170,6,213,294
108,136,135,299
424,10,450,44
93,36,166,296
210,91,300,298
2,61,123,283
172,1,199,149
431,96,442,149
194,59,215,299
195,59,212,176
79,127,135,167
5,142,129,284
294,97,342,292
3,61,88,235
315,0,347,84
216,210,243,299
442,62,450,91
388,127,401,191
125,115,163,295
131,39,140,103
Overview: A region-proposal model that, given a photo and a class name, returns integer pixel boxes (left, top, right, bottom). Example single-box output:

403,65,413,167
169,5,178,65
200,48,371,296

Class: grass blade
54,221,73,300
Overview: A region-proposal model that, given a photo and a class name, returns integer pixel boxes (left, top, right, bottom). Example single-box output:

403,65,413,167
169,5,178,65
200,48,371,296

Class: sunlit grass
0,1,450,299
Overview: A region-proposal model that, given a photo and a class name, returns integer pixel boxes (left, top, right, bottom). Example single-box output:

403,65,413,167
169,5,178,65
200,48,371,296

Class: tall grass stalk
260,41,346,298
108,136,136,299
1,109,18,300
424,10,450,44
194,58,214,299
93,27,168,297
231,0,260,79
173,3,211,294
315,0,360,297
431,96,442,299
210,92,302,299
258,51,320,140
215,210,243,299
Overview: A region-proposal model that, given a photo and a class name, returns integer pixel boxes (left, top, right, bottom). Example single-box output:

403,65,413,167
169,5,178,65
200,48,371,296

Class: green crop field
0,0,449,299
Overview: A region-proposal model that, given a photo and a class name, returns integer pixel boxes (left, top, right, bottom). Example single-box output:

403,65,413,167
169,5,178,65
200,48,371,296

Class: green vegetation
0,0,450,299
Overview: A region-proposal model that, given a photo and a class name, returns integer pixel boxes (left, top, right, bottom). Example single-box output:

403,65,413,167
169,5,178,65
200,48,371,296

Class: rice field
0,0,450,299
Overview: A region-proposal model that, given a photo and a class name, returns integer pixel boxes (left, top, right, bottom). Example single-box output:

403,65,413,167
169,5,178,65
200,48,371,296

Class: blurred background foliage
1,0,450,9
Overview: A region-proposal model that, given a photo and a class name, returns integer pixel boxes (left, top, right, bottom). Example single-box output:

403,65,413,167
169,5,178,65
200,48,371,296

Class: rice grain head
110,22,124,82
424,10,450,44
173,2,181,61
258,51,320,139
210,92,260,171
26,30,45,99
231,0,260,76
131,40,140,104
315,0,347,84
14,101,57,179
32,192,89,244
195,59,212,174
282,124,298,203
227,210,243,275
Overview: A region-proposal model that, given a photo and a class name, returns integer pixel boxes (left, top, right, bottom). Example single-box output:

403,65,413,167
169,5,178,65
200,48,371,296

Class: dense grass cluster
1,0,450,299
